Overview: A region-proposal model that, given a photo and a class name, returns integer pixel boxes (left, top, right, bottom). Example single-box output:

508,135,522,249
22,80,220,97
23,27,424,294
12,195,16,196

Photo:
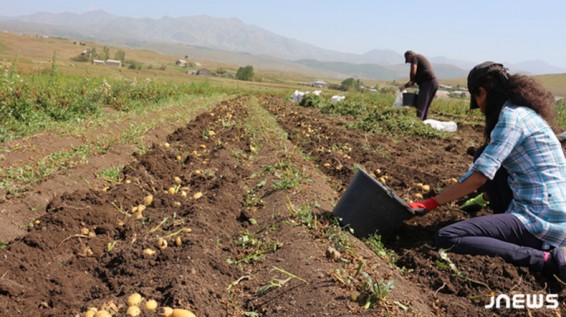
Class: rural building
196,69,212,76
176,59,187,67
92,59,106,65
312,80,328,88
297,80,329,88
105,59,122,67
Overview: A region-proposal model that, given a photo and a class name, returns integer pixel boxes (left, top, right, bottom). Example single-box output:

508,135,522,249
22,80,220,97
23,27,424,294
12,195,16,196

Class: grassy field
1,30,565,145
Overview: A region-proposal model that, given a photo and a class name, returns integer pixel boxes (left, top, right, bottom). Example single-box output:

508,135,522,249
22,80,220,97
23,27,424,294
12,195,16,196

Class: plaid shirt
461,102,566,247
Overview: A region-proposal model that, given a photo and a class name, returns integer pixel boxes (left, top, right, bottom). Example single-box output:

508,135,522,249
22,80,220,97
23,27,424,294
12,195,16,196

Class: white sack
392,91,403,107
423,119,458,132
331,95,345,103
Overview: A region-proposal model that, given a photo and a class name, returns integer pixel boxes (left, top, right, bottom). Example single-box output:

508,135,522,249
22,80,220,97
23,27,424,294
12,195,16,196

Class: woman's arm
435,171,488,205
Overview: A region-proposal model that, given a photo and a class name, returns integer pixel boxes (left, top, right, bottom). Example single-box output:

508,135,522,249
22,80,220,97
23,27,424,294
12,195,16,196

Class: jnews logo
485,293,559,309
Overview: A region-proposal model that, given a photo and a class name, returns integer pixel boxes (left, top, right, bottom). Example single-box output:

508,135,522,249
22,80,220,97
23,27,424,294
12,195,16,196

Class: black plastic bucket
332,169,414,238
402,92,417,106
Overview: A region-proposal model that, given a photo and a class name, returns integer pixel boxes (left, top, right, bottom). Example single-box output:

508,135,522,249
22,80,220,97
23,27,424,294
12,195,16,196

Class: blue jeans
435,213,546,271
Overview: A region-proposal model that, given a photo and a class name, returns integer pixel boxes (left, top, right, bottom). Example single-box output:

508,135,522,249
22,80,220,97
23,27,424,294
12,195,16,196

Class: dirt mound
0,95,564,316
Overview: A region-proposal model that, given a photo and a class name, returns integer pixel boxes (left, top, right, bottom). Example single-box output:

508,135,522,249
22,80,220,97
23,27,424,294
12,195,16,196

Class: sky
3,0,566,69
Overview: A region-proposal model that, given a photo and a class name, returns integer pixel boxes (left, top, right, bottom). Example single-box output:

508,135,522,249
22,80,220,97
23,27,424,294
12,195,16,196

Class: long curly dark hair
471,71,556,142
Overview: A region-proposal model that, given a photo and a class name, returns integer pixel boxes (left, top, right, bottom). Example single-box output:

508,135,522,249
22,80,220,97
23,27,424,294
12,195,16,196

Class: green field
1,30,565,145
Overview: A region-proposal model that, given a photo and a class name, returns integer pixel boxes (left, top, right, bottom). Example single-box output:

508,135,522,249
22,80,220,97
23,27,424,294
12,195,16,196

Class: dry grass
1,31,564,96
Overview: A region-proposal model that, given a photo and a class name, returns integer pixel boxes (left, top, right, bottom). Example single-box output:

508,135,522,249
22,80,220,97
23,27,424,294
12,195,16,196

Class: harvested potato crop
162,307,174,317
93,310,112,317
171,309,197,317
143,248,156,256
158,237,168,249
145,299,158,311
127,292,143,306
143,194,154,206
126,305,141,316
84,307,97,317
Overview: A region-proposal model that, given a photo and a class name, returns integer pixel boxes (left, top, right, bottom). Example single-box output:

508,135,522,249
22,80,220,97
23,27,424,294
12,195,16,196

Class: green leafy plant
298,93,324,108
357,272,395,309
365,233,395,262
97,165,123,184
231,231,281,265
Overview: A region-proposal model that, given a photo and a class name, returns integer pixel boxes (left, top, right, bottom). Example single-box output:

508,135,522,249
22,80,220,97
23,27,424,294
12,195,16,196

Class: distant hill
294,60,467,81
0,10,564,79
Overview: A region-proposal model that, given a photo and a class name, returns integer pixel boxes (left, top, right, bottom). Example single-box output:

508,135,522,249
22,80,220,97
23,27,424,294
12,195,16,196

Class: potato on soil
158,237,168,249
126,305,141,316
93,310,112,317
128,292,143,306
171,309,197,317
84,307,98,317
143,248,156,256
145,299,158,311
162,307,174,317
143,194,154,206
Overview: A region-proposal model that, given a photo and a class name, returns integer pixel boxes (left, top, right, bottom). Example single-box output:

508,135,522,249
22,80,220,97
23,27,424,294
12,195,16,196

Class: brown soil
0,95,564,316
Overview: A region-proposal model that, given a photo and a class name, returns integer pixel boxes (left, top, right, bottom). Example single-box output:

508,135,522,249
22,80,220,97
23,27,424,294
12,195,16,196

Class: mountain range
1,10,565,80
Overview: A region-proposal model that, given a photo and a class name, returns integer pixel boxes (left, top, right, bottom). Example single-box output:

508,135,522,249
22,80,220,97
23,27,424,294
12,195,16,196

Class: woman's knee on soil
434,226,461,249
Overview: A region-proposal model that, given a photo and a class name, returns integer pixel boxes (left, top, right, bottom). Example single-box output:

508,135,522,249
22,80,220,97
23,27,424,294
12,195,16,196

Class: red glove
409,197,439,215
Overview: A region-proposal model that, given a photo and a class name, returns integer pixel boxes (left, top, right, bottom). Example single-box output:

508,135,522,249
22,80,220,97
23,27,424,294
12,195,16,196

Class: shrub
236,65,254,81
299,94,323,108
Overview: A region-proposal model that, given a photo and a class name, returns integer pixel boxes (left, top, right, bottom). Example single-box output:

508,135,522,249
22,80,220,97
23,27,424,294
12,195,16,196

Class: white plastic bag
392,91,403,107
292,90,306,103
331,95,345,103
423,119,458,132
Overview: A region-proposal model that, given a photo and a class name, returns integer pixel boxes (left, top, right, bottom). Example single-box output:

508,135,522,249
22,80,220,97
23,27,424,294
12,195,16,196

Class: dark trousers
435,214,546,271
474,145,513,213
416,78,439,120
